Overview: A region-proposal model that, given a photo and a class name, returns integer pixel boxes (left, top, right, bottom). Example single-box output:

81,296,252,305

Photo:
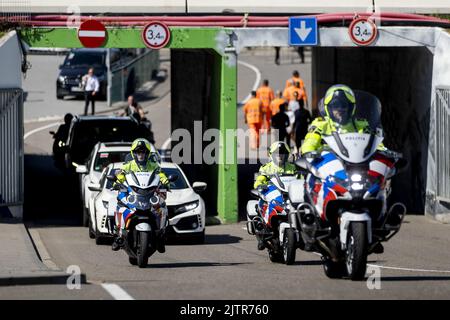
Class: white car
87,161,207,244
76,141,159,227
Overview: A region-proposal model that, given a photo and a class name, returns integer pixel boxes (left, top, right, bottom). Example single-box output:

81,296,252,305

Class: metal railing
436,86,450,203
109,49,159,106
0,88,24,207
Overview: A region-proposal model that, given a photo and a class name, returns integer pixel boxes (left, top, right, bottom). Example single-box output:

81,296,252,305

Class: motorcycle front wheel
283,228,296,265
345,222,368,280
137,231,150,268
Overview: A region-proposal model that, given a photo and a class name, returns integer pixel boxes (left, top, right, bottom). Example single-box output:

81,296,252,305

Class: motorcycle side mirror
250,189,260,199
106,174,117,182
49,131,55,136
295,158,310,171
168,174,178,183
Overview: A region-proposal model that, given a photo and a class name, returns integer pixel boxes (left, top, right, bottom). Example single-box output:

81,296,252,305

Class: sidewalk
0,219,79,286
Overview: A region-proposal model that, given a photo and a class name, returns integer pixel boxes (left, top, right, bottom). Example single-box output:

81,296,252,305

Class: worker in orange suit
244,90,263,150
256,79,274,133
285,70,305,90
283,81,308,108
269,90,286,116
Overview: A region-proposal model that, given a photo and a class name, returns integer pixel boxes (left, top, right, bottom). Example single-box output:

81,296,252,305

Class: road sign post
289,17,318,46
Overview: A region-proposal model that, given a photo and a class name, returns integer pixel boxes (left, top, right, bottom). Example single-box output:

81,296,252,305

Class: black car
56,48,137,100
54,115,155,170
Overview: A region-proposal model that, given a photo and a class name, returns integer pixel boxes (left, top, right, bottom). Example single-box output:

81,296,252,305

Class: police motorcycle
107,170,177,268
246,172,305,265
294,91,407,280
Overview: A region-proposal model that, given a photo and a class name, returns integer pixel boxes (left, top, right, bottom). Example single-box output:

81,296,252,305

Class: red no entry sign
78,20,107,48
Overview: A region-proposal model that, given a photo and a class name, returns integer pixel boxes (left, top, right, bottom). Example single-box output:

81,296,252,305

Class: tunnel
6,24,450,223
312,46,433,213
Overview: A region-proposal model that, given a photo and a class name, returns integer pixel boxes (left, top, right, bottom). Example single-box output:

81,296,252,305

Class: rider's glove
257,184,269,194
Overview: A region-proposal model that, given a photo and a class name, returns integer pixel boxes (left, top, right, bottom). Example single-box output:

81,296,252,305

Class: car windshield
94,151,129,172
64,52,105,67
70,120,144,164
161,168,189,190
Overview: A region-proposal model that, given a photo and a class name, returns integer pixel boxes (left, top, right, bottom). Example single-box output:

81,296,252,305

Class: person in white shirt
82,67,100,115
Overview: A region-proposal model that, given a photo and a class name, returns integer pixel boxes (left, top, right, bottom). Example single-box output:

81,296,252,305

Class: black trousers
84,91,96,115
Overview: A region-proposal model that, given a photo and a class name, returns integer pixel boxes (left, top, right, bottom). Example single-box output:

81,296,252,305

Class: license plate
71,87,83,92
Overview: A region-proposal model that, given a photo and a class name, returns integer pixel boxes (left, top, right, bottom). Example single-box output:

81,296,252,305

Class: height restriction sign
142,22,171,49
348,18,378,46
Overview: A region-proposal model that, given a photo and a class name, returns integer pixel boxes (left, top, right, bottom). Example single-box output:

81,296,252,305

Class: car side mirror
192,182,207,193
87,182,102,192
106,175,117,182
75,165,88,174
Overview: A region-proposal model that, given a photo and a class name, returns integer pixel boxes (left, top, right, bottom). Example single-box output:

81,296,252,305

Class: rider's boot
111,236,124,251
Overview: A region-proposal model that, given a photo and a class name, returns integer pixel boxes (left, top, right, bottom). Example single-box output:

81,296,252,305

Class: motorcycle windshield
318,90,382,132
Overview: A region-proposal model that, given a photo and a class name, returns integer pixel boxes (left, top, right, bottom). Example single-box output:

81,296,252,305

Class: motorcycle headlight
174,200,199,214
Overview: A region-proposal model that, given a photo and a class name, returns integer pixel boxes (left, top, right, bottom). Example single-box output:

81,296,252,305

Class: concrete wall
6,0,450,13
0,31,22,88
426,30,450,222
312,46,433,213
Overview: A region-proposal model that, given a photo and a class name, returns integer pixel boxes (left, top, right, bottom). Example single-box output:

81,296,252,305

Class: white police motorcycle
108,170,177,268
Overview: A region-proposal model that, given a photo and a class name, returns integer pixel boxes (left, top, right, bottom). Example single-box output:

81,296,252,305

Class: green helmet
131,138,152,163
323,84,356,126
269,141,291,167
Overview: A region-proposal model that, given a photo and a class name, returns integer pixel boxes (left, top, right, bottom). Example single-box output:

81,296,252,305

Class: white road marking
237,60,261,105
24,122,61,140
311,252,450,274
367,264,450,274
24,115,63,124
101,283,135,300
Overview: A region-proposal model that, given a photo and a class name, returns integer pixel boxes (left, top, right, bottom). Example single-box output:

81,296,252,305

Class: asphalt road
9,48,450,300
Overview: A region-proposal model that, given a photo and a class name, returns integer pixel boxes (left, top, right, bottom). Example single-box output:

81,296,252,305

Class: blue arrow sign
289,17,318,46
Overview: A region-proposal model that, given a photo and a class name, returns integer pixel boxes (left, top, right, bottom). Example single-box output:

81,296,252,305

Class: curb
0,272,86,287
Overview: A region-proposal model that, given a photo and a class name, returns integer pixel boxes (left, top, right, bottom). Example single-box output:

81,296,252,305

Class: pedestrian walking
293,99,312,152
256,79,275,133
271,103,290,147
269,90,286,116
82,67,100,116
244,91,263,150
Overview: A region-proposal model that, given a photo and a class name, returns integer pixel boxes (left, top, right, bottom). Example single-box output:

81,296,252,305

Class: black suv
53,115,155,170
56,48,137,100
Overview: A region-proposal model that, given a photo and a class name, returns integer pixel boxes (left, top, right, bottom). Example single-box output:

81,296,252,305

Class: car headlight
174,200,199,214
58,76,66,83
102,201,109,209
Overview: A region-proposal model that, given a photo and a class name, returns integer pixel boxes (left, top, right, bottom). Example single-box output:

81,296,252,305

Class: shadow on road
293,260,323,266
204,234,243,245
380,275,450,281
144,261,250,269
24,154,83,226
